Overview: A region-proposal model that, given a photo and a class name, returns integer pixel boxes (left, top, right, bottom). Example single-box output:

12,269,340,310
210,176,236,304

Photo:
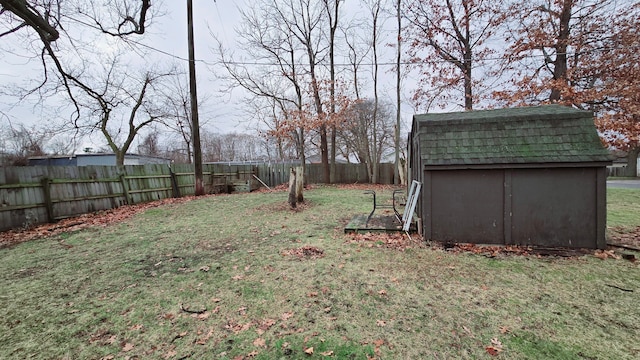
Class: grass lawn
1,185,638,359
607,188,640,228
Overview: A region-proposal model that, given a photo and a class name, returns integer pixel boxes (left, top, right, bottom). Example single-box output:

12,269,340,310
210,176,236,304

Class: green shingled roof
412,105,612,167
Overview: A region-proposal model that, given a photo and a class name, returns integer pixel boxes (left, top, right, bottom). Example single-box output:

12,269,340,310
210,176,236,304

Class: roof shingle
412,105,612,167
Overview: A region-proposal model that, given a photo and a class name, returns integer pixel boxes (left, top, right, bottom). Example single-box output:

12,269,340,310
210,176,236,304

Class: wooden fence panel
123,164,173,204
255,162,299,187
1,162,397,232
0,166,49,231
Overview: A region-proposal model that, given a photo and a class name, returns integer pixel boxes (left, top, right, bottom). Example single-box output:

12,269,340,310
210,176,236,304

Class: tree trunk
330,126,336,184
115,150,125,166
394,0,401,185
550,0,572,102
626,147,640,177
288,167,297,208
320,125,330,183
295,165,304,203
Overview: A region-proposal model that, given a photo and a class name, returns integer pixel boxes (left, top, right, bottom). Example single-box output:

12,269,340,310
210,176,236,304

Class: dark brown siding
429,170,504,244
510,168,596,248
423,166,605,248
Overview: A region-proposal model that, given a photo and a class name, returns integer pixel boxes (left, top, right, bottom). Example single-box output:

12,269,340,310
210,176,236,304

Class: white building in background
28,153,171,166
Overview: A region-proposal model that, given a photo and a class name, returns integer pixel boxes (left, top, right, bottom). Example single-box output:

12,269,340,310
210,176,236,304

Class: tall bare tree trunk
370,1,381,184
295,165,304,203
395,0,402,185
324,0,340,184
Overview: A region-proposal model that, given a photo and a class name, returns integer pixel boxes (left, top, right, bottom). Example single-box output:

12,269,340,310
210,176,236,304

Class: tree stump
288,167,297,208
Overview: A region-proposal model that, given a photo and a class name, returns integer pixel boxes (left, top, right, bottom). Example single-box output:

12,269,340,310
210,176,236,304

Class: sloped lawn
0,185,638,359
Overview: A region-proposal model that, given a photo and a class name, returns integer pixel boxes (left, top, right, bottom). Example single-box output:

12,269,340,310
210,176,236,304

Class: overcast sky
0,0,413,152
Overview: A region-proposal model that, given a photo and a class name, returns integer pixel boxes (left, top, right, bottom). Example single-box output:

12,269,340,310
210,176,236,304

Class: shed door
430,170,504,244
510,168,596,248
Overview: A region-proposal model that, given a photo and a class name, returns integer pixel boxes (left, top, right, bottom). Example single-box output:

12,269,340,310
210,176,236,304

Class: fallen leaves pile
607,226,640,250
443,243,537,257
0,195,209,249
346,232,426,251
281,246,325,260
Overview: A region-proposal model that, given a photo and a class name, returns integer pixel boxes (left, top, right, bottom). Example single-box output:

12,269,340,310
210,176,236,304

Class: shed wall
430,170,503,243
423,167,605,248
510,168,596,247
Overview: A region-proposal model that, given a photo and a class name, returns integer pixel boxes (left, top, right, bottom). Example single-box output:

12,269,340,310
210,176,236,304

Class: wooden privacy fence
0,164,257,232
255,162,395,185
0,162,396,232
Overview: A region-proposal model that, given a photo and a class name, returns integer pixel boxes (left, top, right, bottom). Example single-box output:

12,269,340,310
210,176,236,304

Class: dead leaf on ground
192,311,210,320
486,337,504,356
163,348,177,359
253,337,266,347
195,328,214,345
485,346,502,356
121,343,134,352
594,249,622,260
304,347,314,355
258,318,277,331
282,246,325,260
320,350,334,356
372,339,385,356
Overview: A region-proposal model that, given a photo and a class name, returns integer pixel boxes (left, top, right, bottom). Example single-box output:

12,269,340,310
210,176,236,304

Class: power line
63,14,638,69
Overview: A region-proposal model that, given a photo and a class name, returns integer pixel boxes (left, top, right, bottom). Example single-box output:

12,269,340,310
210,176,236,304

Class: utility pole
394,0,402,185
187,0,204,195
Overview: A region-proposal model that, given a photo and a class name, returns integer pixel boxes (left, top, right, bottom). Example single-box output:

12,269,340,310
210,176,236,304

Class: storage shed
409,105,612,249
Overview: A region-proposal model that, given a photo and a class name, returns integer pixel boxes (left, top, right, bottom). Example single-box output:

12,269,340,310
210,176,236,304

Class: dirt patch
254,200,312,213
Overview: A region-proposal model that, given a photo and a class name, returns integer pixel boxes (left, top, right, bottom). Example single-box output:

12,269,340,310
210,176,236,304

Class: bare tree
75,59,174,166
394,0,402,184
338,99,395,180
158,70,213,164
361,0,385,183
216,0,342,185
0,1,158,123
2,123,48,165
214,3,308,166
137,130,160,157
321,0,342,183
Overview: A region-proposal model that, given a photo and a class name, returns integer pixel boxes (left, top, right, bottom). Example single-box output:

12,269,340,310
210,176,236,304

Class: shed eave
423,161,612,171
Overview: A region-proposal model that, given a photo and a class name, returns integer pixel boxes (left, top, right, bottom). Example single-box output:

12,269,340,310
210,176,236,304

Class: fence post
41,177,54,223
120,174,133,205
169,166,181,198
